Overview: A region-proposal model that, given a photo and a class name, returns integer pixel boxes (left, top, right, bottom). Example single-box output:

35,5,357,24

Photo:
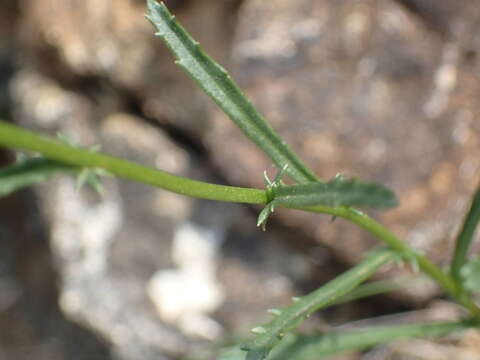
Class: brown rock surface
19,0,242,134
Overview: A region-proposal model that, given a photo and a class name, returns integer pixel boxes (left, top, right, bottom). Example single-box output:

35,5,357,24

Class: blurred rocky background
0,0,479,359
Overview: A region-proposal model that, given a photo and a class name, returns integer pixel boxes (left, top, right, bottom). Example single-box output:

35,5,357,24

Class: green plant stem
451,185,480,283
0,120,266,204
286,204,480,318
2,121,478,317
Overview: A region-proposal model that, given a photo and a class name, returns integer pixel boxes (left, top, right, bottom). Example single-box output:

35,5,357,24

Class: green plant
0,1,479,359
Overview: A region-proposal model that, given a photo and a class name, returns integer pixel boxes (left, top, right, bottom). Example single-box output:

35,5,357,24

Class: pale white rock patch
148,222,225,340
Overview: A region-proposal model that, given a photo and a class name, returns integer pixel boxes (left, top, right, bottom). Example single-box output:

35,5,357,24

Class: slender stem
450,185,480,282
2,121,479,317
0,121,266,204
285,204,480,318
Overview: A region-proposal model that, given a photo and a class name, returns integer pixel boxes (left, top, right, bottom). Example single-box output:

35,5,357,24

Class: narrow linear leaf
267,320,474,360
451,184,480,282
332,276,421,305
274,175,398,208
219,319,474,360
241,249,397,360
258,174,398,229
145,0,318,184
0,157,77,197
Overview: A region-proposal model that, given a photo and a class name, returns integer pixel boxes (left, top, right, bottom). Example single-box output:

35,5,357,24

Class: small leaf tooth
251,326,267,334
349,208,365,217
214,63,228,75
267,308,281,316
263,170,272,186
175,59,187,68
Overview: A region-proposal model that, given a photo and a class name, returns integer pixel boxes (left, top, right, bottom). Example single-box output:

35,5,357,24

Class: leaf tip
251,326,267,335
267,308,282,316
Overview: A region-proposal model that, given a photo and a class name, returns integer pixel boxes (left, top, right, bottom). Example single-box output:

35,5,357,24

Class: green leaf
145,0,318,184
332,276,424,305
241,249,397,360
451,185,480,282
460,258,480,291
257,172,398,229
274,174,398,209
267,320,474,360
0,157,77,197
